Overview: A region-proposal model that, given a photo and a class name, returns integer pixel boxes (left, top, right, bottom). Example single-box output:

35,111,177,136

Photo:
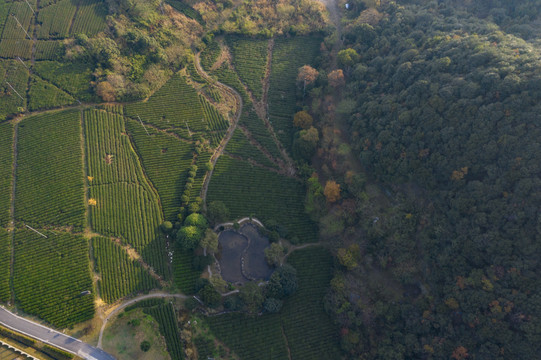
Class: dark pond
217,223,273,283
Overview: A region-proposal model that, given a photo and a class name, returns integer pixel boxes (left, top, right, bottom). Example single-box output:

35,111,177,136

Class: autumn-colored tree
293,110,313,129
324,180,341,203
328,69,345,88
452,346,469,360
96,81,116,102
297,65,319,86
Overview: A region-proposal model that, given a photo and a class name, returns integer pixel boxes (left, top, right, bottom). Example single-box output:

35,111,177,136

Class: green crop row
15,109,85,229
279,247,340,359
126,118,194,222
207,155,316,243
85,109,169,278
268,37,321,150
238,107,284,162
227,36,269,100
172,247,199,294
225,128,278,170
37,0,77,39
28,75,75,111
13,230,94,328
125,73,206,132
143,303,184,360
200,40,220,71
35,40,64,60
34,60,96,102
0,122,12,227
0,60,28,119
93,237,158,303
0,229,10,302
69,0,108,37
0,39,32,59
205,248,339,359
200,95,229,131
206,313,288,360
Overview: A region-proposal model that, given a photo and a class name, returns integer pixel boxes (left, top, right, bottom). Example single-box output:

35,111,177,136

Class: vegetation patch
85,109,168,278
13,230,94,328
0,122,12,227
102,307,169,360
208,155,316,244
15,110,85,229
93,237,158,303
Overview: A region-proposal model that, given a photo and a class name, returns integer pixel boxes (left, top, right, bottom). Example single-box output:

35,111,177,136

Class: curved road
0,306,115,360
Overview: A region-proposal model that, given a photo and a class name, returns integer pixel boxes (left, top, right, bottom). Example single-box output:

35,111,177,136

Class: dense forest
306,0,541,358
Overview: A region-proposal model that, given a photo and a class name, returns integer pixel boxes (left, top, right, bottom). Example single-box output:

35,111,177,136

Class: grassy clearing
102,308,170,360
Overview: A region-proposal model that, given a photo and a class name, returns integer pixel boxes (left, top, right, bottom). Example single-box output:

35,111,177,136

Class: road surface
0,306,115,360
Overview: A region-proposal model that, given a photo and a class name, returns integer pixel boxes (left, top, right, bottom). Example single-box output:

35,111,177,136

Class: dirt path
194,51,243,209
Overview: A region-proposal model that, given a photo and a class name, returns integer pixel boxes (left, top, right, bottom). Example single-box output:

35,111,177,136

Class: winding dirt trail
194,51,243,208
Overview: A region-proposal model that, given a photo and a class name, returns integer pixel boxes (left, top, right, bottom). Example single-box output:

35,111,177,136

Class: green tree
293,111,314,129
184,213,208,229
264,243,285,266
293,127,319,161
200,229,219,254
198,284,221,308
338,48,360,68
239,282,264,313
140,340,151,352
176,226,203,250
207,201,230,225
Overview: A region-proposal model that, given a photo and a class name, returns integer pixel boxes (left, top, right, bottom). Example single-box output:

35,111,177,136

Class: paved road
0,307,115,360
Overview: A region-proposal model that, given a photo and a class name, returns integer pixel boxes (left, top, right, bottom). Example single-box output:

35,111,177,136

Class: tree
160,221,173,233
337,48,360,68
293,127,319,161
267,264,298,299
200,229,219,253
239,282,264,313
140,340,151,352
328,69,345,88
207,201,229,225
176,226,203,250
265,243,285,266
293,111,314,129
263,298,283,313
324,180,341,203
297,65,319,92
96,81,116,102
184,213,208,229
198,284,221,308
